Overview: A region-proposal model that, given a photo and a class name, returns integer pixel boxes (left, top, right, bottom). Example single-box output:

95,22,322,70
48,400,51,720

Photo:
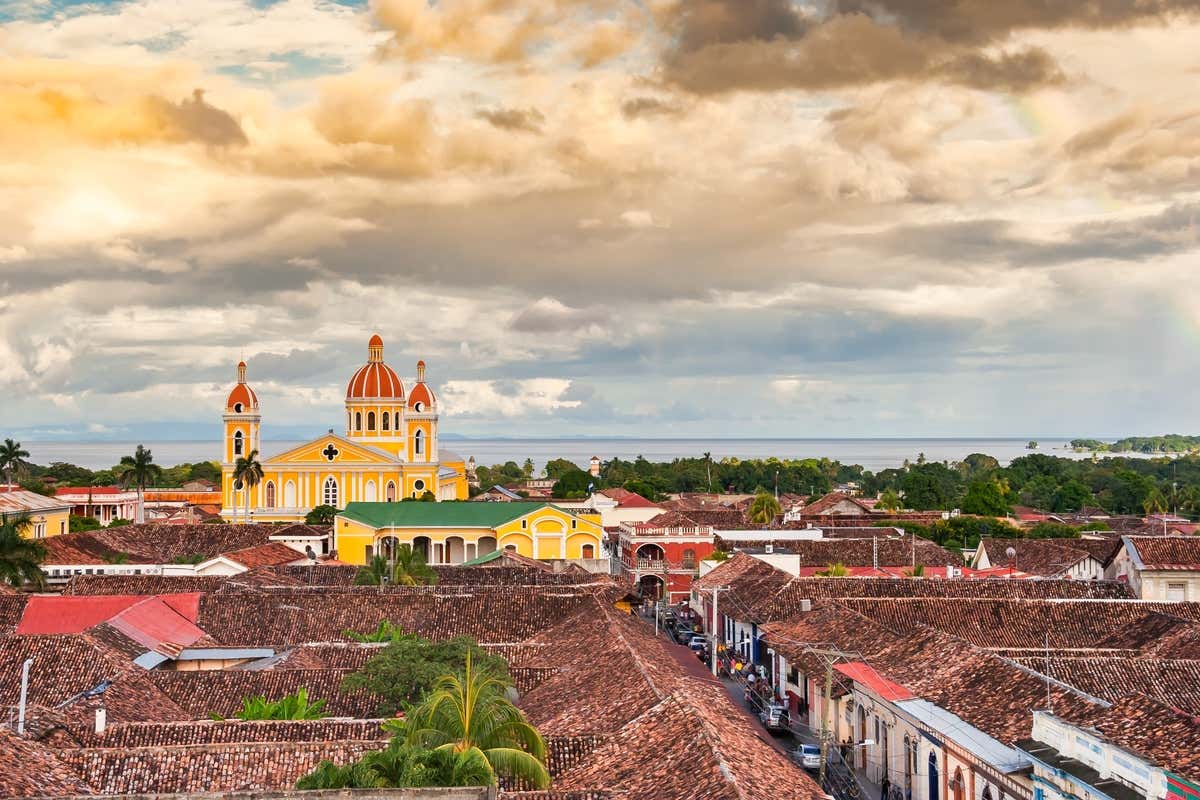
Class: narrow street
641,607,884,800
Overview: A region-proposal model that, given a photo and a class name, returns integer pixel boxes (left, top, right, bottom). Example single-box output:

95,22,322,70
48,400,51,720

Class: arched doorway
928,753,939,800
284,480,296,507
446,536,465,565
478,536,497,558
638,574,665,601
952,768,965,800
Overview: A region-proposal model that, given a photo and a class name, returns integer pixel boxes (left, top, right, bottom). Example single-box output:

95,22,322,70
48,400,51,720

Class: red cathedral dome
346,335,405,400
225,361,259,412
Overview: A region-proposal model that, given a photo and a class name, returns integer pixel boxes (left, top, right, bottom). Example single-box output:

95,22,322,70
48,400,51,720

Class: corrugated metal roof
0,488,72,514
896,698,1030,773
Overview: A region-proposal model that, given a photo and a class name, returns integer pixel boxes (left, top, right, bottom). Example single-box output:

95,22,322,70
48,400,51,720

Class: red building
618,511,716,603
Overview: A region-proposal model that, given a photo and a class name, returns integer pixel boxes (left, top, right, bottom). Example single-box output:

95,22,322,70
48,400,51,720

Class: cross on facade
322,443,339,461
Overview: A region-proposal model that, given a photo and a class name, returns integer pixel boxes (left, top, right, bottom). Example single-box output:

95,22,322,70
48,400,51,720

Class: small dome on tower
226,361,259,413
408,359,436,411
347,335,404,400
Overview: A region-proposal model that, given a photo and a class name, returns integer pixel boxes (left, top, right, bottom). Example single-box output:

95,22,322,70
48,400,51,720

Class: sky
3,0,1200,440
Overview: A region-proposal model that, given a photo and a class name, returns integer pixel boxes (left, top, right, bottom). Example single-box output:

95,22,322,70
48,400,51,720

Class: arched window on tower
355,412,362,432
367,411,376,431
323,477,339,507
382,412,390,431
264,481,276,508
414,429,424,456
386,481,396,502
233,430,243,456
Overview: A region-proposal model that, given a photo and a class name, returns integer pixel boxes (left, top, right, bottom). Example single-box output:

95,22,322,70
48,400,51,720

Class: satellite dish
1006,546,1017,560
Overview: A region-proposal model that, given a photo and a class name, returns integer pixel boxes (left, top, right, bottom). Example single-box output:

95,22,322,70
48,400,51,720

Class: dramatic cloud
4,0,1200,439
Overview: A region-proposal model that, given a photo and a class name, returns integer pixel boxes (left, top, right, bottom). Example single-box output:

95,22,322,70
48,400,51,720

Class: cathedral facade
220,335,468,522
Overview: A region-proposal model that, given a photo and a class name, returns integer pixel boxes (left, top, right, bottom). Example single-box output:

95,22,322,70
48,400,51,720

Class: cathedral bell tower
222,361,262,512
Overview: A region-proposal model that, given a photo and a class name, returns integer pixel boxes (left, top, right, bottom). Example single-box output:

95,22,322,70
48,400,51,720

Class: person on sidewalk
881,775,891,800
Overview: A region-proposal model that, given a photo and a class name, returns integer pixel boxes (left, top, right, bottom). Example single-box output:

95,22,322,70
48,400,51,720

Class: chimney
95,706,107,735
764,544,774,554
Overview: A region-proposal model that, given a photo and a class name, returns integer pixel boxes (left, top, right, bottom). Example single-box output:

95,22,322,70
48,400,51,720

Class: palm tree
391,543,437,586
0,439,30,491
703,452,713,491
748,491,781,525
878,488,902,512
1143,488,1168,516
355,555,394,587
354,547,437,587
344,620,408,643
117,445,162,524
396,653,550,789
816,562,849,577
297,741,493,789
0,514,47,589
233,449,264,524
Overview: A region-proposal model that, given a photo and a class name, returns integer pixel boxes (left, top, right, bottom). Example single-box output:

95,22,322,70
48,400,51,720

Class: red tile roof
1129,536,1200,569
599,488,658,508
221,542,305,569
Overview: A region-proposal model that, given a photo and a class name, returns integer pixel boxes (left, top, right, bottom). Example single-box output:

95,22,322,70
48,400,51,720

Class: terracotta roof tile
0,729,92,797
1129,535,1200,569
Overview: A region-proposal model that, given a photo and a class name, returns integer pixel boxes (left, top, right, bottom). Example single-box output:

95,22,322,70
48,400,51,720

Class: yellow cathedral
221,335,469,523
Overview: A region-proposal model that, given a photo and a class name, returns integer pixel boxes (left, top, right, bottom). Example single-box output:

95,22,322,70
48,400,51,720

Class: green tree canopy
551,469,593,499
0,514,47,588
341,633,508,715
543,458,580,479
960,478,1012,517
305,505,337,524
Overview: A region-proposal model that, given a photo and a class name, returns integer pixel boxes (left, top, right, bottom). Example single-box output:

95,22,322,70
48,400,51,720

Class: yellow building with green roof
334,501,604,566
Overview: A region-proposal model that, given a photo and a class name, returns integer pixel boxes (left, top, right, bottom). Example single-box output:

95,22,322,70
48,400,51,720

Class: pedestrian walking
881,775,891,800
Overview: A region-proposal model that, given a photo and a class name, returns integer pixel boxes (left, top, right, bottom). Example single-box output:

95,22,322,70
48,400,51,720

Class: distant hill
1070,434,1200,454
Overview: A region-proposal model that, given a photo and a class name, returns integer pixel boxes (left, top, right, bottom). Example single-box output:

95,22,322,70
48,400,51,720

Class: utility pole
803,646,859,792
711,586,728,677
17,657,32,735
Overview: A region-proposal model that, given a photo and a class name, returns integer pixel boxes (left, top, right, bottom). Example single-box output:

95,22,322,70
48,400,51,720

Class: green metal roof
461,549,507,566
338,501,554,529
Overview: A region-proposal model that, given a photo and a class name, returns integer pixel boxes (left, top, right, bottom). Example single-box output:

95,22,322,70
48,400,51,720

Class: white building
1018,711,1161,800
1111,536,1200,601
55,486,140,527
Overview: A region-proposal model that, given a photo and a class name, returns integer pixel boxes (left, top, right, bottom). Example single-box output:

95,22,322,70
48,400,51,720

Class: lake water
19,437,1107,472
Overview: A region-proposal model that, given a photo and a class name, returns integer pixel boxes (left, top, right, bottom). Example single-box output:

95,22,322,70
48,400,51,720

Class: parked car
688,635,708,651
675,627,698,644
794,744,821,771
759,699,790,733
